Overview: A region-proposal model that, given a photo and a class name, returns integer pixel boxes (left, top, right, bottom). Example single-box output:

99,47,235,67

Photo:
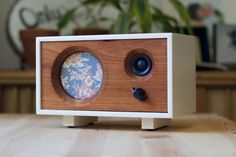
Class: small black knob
131,88,147,101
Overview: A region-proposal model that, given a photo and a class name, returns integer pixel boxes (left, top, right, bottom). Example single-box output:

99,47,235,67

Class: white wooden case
36,33,196,130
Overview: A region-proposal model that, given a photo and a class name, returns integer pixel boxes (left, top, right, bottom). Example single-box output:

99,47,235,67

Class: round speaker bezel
124,49,154,80
130,53,152,76
51,46,105,105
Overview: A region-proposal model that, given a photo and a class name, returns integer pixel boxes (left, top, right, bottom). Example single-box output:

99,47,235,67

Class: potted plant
110,0,192,34
58,0,192,35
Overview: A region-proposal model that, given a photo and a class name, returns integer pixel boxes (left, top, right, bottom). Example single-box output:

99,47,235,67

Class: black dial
131,87,147,101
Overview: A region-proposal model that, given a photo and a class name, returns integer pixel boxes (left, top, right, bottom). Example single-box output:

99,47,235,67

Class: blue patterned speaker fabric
60,52,103,100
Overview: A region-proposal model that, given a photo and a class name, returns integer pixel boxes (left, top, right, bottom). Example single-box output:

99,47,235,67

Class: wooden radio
36,33,196,130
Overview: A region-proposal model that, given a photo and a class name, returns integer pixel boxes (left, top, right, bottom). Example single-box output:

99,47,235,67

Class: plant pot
73,27,109,35
20,29,59,69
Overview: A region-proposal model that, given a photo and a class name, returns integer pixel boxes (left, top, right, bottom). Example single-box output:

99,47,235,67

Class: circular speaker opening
60,52,103,100
125,50,153,78
130,53,152,76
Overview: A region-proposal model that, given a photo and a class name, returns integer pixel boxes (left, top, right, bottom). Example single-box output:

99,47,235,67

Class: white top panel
36,33,173,42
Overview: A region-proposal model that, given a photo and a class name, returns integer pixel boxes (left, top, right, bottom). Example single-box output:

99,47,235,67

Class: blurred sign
6,0,78,56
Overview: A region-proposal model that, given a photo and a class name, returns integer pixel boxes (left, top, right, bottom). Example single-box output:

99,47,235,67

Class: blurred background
0,0,236,121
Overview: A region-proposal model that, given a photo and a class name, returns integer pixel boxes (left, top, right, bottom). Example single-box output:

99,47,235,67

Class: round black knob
131,88,147,101
130,53,152,76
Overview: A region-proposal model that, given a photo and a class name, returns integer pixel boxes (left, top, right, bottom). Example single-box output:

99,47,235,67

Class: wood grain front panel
41,39,167,112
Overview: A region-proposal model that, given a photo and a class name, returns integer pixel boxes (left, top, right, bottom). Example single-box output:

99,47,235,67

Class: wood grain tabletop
0,114,236,157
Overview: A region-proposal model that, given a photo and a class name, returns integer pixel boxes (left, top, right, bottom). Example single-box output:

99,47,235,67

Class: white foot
141,118,171,130
63,116,97,127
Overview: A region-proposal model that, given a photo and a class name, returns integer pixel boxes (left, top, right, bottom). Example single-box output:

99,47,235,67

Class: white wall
220,0,236,24
0,0,236,70
0,0,20,70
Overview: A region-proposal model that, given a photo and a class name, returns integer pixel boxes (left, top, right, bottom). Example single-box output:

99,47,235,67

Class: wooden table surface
1,114,236,157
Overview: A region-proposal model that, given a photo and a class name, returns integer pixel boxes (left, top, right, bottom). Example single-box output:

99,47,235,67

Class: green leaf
169,0,193,34
132,0,152,33
152,7,178,32
215,10,225,24
112,12,131,34
111,0,122,11
83,0,122,11
82,0,100,5
58,7,77,30
99,17,111,21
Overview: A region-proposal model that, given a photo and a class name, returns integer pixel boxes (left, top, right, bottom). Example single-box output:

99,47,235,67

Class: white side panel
167,35,173,118
36,37,41,114
172,34,196,117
